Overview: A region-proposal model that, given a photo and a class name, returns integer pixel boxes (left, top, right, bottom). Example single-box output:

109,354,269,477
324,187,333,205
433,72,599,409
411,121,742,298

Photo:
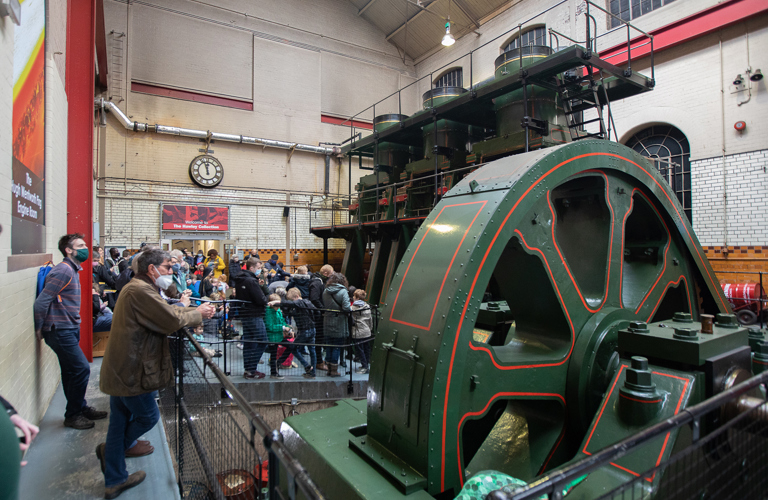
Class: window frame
434,67,464,88
500,25,547,54
608,0,677,28
625,124,692,222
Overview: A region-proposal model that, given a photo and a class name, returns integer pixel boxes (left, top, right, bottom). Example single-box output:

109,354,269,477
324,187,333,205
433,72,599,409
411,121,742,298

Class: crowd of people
15,238,375,498
228,253,374,379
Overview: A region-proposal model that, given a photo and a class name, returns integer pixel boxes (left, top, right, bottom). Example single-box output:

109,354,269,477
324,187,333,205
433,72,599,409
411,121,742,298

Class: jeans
295,328,317,372
242,316,267,374
43,327,90,419
104,393,160,486
324,337,344,365
93,309,113,333
355,336,372,369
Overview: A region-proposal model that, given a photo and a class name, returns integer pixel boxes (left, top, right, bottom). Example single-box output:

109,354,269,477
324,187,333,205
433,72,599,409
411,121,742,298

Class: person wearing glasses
96,248,215,499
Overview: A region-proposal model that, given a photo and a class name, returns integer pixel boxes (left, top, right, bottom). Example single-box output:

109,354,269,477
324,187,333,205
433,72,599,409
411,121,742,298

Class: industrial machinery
287,137,764,499
297,7,763,498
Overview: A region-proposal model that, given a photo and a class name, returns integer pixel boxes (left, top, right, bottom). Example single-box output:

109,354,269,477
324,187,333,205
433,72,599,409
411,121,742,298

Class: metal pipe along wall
97,99,340,156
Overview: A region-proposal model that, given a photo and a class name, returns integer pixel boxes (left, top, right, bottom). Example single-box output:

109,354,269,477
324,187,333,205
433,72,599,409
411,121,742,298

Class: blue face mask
171,263,181,273
218,284,225,291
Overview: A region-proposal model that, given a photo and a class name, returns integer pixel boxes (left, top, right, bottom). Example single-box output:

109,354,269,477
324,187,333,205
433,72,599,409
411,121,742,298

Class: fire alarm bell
734,121,746,132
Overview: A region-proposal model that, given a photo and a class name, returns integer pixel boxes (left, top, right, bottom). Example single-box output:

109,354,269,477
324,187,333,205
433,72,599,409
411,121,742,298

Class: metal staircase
559,69,614,141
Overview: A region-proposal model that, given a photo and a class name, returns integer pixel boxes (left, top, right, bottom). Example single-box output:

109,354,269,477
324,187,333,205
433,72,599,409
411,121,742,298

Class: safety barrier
160,330,326,499
487,370,768,500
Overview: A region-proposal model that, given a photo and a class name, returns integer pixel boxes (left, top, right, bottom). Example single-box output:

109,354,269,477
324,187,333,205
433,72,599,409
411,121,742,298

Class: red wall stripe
600,0,768,66
131,82,254,111
321,114,373,130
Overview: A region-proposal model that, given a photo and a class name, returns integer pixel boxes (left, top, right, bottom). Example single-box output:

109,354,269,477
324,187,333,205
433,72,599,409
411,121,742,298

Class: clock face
189,155,224,188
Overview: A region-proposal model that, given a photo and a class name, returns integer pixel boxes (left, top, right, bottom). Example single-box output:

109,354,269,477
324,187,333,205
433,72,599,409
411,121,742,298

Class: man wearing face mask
97,248,216,498
34,234,108,429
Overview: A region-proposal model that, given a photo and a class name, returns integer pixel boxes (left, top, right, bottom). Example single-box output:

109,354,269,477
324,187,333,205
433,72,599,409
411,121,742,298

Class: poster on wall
11,0,46,254
162,205,229,231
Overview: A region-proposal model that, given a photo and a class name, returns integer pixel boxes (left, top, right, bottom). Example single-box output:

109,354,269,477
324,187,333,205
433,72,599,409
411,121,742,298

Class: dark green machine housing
287,138,756,500
403,87,472,217
295,43,757,499
353,114,419,222
470,45,570,162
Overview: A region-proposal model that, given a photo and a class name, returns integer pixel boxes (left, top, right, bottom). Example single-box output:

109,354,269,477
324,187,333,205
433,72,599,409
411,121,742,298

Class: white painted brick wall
0,11,70,423
102,181,346,250
691,149,768,246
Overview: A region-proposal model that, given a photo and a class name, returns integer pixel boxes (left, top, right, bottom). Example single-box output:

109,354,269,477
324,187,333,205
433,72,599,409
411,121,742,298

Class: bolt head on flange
715,313,739,329
619,357,663,425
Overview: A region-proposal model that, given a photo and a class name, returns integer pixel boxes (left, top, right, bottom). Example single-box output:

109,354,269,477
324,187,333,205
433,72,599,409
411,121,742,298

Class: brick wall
101,180,347,252
98,0,409,252
0,1,71,423
691,149,768,247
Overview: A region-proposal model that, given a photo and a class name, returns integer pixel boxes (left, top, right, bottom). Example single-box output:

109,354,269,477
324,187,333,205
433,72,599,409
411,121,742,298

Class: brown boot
316,361,329,371
327,363,341,377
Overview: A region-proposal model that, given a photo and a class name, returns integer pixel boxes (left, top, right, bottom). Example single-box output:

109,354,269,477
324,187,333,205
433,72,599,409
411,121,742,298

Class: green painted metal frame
286,139,733,500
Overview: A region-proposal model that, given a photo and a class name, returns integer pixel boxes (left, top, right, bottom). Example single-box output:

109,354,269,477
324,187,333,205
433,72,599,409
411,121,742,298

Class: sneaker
82,406,108,420
125,440,154,457
236,343,244,350
269,374,285,380
64,414,95,430
96,442,106,474
303,371,316,379
244,371,266,379
104,470,146,499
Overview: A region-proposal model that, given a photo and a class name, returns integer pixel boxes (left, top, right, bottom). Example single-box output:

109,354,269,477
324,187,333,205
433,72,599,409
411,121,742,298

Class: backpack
115,266,135,292
36,262,54,298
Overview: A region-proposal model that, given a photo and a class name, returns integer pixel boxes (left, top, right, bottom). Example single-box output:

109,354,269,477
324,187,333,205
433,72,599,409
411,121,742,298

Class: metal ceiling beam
358,0,379,16
453,0,480,29
386,1,431,40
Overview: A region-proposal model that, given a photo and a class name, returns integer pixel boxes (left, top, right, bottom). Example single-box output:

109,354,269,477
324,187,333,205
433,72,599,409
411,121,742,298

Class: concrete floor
19,357,180,500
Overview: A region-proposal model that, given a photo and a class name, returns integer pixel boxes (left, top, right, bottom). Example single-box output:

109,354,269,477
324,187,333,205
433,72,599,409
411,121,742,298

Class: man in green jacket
96,248,215,499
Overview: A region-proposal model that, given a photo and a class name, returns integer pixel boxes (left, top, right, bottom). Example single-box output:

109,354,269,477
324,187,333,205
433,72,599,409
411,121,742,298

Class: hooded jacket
283,298,317,332
322,283,351,339
286,273,312,300
308,273,326,309
100,274,203,397
350,300,372,338
232,269,267,317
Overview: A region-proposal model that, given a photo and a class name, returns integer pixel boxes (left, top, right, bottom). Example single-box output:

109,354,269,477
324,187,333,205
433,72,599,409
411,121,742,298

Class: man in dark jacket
286,266,312,299
34,234,108,430
97,248,214,499
230,257,269,379
309,264,334,369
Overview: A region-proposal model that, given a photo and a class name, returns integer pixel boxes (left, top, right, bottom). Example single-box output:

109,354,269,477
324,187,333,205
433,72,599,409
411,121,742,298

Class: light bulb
442,22,455,46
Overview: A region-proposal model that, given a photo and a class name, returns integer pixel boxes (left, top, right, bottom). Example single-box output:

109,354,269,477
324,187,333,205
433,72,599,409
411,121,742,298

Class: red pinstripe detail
439,151,723,492
546,170,614,313
619,393,662,404
583,365,626,455
390,201,486,330
645,276,691,323
466,230,575,370
619,194,636,308
456,392,566,486
633,190,672,314
584,366,691,482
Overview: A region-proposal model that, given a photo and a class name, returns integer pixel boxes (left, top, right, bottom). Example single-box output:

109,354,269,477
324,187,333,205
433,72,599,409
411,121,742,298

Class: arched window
625,125,692,222
434,67,463,88
501,26,546,53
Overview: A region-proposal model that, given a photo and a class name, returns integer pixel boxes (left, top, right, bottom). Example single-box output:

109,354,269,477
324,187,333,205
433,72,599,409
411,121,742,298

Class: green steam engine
298,23,766,500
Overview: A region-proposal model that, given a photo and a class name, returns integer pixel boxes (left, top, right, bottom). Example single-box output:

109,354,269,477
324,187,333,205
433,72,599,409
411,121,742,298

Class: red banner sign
162,204,229,231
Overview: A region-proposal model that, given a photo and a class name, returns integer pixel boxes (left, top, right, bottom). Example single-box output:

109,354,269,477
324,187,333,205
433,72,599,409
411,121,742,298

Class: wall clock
189,155,224,188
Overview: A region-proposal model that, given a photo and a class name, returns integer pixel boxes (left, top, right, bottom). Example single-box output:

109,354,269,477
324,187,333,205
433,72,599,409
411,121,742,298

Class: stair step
572,132,606,140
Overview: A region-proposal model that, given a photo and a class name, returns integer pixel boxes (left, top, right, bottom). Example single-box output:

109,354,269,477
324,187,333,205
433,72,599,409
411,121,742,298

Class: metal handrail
490,370,768,499
185,331,326,500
